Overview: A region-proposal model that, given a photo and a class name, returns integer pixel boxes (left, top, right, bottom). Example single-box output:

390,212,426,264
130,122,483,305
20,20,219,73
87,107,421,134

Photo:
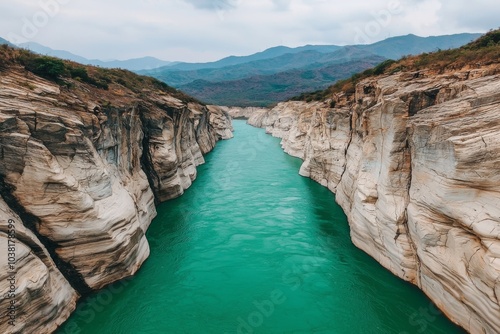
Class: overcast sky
1,0,498,62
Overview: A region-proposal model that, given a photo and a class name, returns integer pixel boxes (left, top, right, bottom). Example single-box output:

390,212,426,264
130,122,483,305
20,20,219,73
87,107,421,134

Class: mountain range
0,37,15,47
0,40,177,71
0,33,483,106
141,33,482,106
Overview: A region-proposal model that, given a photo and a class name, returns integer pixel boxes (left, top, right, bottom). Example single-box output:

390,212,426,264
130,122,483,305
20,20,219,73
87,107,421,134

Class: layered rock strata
219,106,269,120
0,67,231,333
240,66,500,333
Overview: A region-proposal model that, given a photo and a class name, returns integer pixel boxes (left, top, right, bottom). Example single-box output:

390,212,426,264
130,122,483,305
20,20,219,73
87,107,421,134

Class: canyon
227,63,500,333
1,37,500,333
0,58,232,334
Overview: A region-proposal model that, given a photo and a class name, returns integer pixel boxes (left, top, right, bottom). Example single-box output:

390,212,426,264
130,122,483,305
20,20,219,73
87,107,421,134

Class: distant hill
144,46,384,87
354,33,483,59
292,30,500,103
1,32,483,107
178,56,385,107
17,42,177,71
145,33,482,107
18,42,90,63
0,37,15,47
153,44,343,72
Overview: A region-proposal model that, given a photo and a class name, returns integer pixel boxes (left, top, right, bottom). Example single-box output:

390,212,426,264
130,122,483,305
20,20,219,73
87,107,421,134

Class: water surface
58,120,464,333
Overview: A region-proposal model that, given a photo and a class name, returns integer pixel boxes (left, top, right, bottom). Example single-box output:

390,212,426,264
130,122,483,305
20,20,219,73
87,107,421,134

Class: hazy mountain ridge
355,33,482,59
0,41,177,71
152,33,480,74
0,37,15,47
152,44,343,72
145,33,482,106
0,33,482,106
178,56,385,106
143,47,383,87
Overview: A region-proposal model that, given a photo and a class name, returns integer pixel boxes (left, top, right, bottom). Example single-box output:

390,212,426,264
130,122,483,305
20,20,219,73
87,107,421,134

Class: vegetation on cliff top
0,45,200,104
291,29,500,103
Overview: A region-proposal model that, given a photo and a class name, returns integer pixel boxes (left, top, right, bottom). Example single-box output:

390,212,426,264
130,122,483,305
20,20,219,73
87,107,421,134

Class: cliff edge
0,46,232,334
237,31,500,333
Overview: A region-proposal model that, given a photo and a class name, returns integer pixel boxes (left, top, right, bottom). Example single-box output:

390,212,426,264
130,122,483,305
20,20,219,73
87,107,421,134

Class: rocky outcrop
207,105,234,141
220,106,269,120
0,66,232,333
0,198,78,334
245,66,500,333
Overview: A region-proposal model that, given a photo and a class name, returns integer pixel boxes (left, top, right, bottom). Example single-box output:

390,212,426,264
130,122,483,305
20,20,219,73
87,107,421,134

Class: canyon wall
239,66,500,333
0,67,232,333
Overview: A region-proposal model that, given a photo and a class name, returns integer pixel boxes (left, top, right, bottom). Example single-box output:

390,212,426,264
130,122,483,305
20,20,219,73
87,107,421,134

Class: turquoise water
58,120,464,334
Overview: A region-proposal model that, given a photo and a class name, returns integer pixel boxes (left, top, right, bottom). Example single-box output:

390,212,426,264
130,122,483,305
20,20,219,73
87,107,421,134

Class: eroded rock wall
246,67,500,333
0,68,232,333
0,198,78,334
219,106,269,120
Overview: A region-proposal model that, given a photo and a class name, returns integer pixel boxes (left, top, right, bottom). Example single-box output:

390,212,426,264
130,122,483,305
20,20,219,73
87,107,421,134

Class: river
58,120,464,334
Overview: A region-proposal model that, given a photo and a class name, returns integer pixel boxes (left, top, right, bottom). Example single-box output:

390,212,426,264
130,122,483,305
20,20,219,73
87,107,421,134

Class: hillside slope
15,42,177,71
146,46,379,87
179,56,385,106
145,33,481,106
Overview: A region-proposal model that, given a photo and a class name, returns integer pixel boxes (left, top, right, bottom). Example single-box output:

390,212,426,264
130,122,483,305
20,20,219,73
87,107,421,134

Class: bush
467,29,500,49
68,65,108,89
69,66,90,81
24,56,67,81
372,59,396,75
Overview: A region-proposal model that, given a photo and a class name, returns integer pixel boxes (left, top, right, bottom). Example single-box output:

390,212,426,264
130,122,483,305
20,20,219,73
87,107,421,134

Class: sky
1,0,499,62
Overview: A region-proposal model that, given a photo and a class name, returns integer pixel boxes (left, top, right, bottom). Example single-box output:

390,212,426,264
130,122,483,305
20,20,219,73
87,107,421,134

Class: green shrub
24,56,67,81
69,66,89,81
372,59,396,75
467,29,500,49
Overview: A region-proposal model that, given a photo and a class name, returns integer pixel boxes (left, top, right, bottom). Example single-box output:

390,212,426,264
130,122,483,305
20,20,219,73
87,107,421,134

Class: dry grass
0,44,200,104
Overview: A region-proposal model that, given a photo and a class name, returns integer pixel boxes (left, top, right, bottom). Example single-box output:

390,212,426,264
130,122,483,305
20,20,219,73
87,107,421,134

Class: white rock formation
0,66,232,333
0,198,78,334
222,106,270,120
248,66,500,333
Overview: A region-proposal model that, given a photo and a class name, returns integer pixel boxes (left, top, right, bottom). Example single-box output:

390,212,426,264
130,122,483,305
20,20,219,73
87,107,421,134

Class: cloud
183,0,240,11
436,0,500,32
0,0,498,62
272,0,292,11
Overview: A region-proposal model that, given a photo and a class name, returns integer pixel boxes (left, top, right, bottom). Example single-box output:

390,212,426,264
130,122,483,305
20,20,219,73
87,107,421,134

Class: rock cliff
0,52,232,334
239,64,500,333
218,106,270,120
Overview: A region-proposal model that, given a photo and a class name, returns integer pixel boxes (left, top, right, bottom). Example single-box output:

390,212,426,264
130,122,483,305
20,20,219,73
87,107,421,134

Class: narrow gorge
228,61,500,333
1,35,500,334
58,120,464,334
0,48,232,334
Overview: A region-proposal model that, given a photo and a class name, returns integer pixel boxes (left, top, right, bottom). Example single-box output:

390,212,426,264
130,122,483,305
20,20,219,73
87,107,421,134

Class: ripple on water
57,120,465,334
